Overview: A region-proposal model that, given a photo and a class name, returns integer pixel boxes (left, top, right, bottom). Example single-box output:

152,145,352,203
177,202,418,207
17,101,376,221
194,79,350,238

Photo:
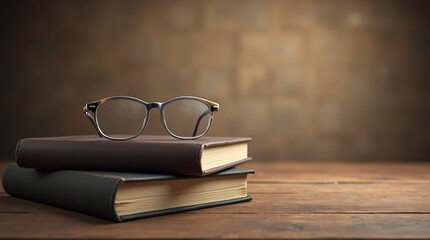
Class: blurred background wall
1,0,429,161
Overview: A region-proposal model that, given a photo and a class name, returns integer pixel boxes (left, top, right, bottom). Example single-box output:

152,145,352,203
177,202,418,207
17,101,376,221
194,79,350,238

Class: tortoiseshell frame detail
83,96,219,141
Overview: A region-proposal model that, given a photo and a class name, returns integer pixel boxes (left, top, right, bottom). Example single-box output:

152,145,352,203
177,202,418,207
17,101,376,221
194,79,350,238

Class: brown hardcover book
16,135,251,176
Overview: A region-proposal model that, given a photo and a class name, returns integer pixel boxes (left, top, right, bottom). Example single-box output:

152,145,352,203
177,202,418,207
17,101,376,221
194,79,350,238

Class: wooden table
1,160,430,239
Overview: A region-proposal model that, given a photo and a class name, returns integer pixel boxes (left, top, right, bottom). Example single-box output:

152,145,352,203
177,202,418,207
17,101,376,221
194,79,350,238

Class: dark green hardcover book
2,163,254,222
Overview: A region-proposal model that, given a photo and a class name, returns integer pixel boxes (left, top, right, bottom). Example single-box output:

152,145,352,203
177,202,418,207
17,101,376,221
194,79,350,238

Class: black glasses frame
83,96,219,141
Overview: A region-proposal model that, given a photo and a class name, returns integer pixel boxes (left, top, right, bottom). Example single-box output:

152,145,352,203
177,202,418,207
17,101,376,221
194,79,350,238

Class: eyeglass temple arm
83,105,103,137
192,104,219,137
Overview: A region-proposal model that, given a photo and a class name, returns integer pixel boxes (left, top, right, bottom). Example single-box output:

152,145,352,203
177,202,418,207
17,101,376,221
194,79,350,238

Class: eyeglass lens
96,99,147,139
163,99,211,138
95,98,211,139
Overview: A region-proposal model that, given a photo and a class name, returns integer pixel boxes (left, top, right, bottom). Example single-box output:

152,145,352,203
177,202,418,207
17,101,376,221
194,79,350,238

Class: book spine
16,139,203,176
2,164,121,222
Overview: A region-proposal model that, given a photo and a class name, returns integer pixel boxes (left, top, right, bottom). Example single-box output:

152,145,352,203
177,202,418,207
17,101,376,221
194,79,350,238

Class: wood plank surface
1,211,430,239
1,160,430,239
244,162,430,183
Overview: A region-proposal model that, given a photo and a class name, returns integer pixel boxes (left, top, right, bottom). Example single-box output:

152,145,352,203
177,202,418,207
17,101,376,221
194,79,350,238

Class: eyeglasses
83,96,219,140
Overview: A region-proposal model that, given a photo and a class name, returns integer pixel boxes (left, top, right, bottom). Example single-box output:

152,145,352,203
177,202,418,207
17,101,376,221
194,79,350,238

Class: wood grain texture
1,160,430,239
245,162,430,183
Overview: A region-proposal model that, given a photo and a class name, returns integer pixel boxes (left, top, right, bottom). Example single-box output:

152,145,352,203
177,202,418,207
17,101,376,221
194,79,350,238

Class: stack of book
2,135,254,222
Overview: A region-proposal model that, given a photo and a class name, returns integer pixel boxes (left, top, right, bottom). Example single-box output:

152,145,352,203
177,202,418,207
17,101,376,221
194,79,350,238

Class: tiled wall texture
1,0,429,161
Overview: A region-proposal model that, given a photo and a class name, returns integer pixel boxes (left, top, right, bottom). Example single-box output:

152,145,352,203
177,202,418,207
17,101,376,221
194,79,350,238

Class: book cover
2,163,254,222
16,135,252,176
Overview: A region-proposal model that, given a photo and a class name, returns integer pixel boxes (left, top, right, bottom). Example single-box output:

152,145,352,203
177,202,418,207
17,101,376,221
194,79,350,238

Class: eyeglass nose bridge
147,102,163,109
144,102,170,136
145,102,165,125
